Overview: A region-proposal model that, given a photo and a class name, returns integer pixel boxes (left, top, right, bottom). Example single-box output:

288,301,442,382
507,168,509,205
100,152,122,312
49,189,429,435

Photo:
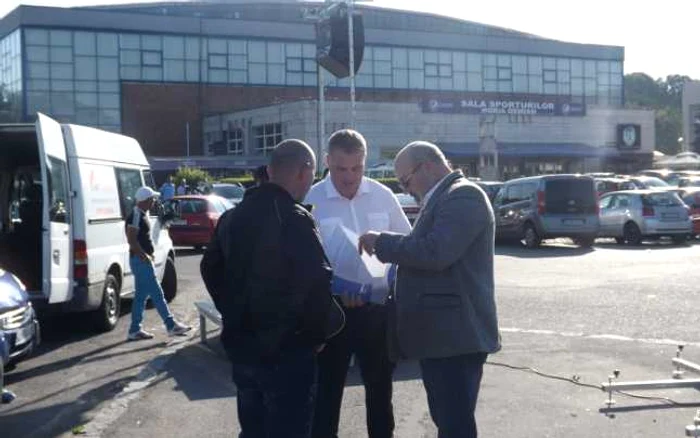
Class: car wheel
623,222,642,246
614,237,626,245
93,274,120,332
161,256,177,303
521,223,541,249
573,236,595,248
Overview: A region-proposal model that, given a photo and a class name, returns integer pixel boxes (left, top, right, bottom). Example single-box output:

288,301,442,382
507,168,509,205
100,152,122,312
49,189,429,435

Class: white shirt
305,177,411,301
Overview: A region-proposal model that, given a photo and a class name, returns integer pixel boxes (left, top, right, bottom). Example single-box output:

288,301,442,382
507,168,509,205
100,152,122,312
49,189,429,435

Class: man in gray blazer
358,141,500,438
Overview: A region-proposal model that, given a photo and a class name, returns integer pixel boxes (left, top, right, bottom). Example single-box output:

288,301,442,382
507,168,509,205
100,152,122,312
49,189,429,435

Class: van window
544,178,597,214
48,157,70,223
142,170,156,189
115,168,143,218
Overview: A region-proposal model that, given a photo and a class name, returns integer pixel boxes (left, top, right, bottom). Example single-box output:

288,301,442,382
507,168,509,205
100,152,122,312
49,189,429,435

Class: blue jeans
129,255,174,334
231,348,317,438
420,353,488,438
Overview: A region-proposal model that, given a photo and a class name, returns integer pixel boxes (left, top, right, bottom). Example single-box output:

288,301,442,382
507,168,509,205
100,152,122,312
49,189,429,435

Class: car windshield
212,185,245,199
642,192,682,206
639,177,669,188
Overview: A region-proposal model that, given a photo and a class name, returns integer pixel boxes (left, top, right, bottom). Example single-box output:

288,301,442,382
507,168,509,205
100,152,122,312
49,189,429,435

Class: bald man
201,139,341,438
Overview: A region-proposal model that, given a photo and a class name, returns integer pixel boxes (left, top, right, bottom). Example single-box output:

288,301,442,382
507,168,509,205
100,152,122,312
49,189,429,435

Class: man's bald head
267,139,317,201
395,141,449,169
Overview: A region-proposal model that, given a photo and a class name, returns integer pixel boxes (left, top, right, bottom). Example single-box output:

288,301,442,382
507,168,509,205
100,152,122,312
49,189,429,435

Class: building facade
0,1,654,179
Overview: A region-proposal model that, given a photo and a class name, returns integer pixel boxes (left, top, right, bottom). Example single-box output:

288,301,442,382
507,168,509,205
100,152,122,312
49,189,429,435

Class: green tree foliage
172,166,212,188
625,73,693,154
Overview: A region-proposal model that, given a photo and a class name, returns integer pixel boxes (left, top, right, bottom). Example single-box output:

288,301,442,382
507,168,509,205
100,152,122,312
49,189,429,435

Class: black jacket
200,183,334,362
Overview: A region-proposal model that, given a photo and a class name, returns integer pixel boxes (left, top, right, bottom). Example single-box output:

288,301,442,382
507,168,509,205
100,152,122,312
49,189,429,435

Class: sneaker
127,329,155,341
167,321,192,337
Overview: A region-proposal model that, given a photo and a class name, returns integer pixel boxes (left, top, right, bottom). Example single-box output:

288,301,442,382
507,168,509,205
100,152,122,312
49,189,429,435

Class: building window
227,128,244,155
254,123,282,155
142,50,162,66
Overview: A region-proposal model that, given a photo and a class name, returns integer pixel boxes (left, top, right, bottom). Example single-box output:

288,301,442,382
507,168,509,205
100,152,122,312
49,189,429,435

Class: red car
167,195,232,250
677,188,700,237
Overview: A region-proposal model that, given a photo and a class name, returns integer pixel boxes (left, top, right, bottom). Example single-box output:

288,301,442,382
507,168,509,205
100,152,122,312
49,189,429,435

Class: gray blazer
375,170,501,360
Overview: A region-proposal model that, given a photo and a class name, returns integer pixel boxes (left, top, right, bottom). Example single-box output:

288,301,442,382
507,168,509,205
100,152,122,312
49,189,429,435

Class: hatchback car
211,183,245,206
675,188,700,237
167,195,232,250
0,266,40,365
493,174,600,248
598,190,692,245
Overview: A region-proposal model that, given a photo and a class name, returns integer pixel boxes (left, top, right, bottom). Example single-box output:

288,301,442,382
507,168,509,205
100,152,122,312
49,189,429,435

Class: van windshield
544,179,597,214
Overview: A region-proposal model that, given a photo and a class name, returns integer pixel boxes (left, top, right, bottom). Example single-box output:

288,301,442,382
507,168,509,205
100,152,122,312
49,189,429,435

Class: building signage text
420,98,586,117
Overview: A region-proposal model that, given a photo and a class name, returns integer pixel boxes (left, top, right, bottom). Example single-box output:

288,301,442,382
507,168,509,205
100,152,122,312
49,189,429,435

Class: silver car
598,190,692,245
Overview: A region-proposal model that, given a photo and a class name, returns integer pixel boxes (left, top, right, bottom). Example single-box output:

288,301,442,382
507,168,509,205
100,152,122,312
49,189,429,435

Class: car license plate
563,219,584,225
172,219,187,226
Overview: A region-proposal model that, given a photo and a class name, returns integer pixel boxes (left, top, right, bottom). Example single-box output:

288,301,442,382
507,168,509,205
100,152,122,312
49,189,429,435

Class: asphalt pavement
4,240,700,437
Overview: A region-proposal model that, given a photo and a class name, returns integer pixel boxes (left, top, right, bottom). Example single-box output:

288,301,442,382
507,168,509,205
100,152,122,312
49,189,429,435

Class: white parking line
501,327,697,347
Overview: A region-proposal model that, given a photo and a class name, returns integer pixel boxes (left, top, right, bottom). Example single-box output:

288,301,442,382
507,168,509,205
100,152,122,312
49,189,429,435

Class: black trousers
312,304,395,438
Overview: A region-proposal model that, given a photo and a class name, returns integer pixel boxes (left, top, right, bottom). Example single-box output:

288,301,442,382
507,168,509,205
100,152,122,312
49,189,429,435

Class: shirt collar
324,176,371,200
421,173,452,207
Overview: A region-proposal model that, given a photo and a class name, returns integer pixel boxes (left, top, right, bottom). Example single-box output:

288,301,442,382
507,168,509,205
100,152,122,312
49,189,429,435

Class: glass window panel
303,59,316,72
374,47,391,61
287,58,302,72
120,34,140,50
27,79,50,91
374,75,391,88
513,75,528,93
142,67,162,81
529,76,543,93
230,55,247,70
557,58,570,71
120,50,140,65
611,86,622,103
598,73,610,85
611,74,623,86
453,72,467,90
359,59,373,74
74,32,96,55
484,66,497,80
99,93,119,109
512,56,527,74
597,60,610,72
498,67,511,80
51,92,75,115
185,60,199,81
356,74,372,88
249,63,266,84
611,61,623,74
543,83,556,94
50,30,72,47
439,65,452,77
142,35,162,50
97,33,118,56
76,81,97,92
229,70,246,83
120,66,141,80
392,48,407,68
484,54,497,66
99,109,120,125
375,60,391,75
185,37,200,60
558,70,570,83
51,80,73,91
208,38,227,54
25,29,49,46
584,78,596,96
543,57,556,69
267,64,285,84
584,60,596,77
409,69,424,89
424,50,438,63
26,46,49,62
439,77,453,90
453,52,466,72
143,51,162,66
249,41,266,62
425,77,438,90
302,44,315,58
544,70,556,82
571,78,584,95
98,57,118,81
467,53,482,72
28,62,50,79
528,57,542,74
498,55,511,67
303,73,316,85
393,69,408,88
408,49,423,69
76,109,98,125
425,64,438,76
76,92,98,107
498,81,512,93
558,83,570,95
287,72,302,86
286,43,302,58
98,81,119,92
208,69,227,83
163,36,184,59
267,42,284,63
484,80,498,92
27,91,50,113
209,54,227,69
467,72,482,91
51,47,73,63
571,59,583,76
439,51,451,64
51,64,73,79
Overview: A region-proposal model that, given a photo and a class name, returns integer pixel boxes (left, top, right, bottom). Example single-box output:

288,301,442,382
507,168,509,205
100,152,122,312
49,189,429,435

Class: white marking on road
79,335,194,438
501,327,699,347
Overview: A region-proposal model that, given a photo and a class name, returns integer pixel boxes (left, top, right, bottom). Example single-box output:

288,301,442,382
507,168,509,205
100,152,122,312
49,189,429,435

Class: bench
194,301,222,345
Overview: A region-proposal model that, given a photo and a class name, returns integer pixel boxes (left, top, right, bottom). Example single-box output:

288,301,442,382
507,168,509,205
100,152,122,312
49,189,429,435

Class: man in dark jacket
201,139,339,438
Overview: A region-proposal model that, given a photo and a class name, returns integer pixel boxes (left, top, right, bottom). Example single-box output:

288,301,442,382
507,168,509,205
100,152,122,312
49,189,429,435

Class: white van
0,113,177,331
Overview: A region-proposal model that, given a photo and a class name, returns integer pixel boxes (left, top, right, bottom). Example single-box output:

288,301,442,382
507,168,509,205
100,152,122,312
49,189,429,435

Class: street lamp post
347,0,356,129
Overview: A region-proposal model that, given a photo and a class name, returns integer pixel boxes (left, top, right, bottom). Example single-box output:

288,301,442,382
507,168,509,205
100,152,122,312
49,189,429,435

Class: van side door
36,113,72,303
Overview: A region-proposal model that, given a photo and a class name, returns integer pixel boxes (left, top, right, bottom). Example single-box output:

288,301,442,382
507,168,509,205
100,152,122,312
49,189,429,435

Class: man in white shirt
306,129,411,438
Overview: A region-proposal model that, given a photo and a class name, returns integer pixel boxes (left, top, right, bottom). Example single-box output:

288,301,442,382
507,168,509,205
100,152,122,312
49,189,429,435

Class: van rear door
36,113,72,303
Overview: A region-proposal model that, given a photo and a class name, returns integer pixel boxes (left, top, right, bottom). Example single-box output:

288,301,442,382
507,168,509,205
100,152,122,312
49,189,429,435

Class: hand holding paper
358,231,380,256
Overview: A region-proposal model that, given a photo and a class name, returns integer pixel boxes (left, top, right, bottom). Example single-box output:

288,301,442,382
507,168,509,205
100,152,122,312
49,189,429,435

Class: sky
0,0,695,81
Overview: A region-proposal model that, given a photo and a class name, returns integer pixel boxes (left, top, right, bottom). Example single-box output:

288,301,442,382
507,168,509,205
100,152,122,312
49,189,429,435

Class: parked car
598,190,691,245
594,177,637,197
396,193,419,224
675,188,700,237
0,267,40,366
475,181,503,204
637,169,700,187
0,113,177,332
493,174,600,248
211,183,245,206
678,177,700,188
167,195,232,250
627,175,670,190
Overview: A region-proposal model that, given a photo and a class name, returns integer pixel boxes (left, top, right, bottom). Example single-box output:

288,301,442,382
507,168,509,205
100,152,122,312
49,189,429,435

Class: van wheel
623,222,642,246
93,274,120,332
521,224,541,249
161,257,177,303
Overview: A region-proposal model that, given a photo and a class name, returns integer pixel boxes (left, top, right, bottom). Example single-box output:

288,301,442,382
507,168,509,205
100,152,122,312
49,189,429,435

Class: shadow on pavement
496,242,595,258
175,247,205,257
595,241,693,251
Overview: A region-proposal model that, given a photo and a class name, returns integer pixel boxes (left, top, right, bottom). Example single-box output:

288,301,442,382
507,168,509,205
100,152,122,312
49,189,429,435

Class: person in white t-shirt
305,129,411,438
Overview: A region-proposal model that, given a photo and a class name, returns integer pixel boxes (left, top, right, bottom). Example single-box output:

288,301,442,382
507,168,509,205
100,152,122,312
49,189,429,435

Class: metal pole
186,122,190,157
347,0,356,129
317,63,326,172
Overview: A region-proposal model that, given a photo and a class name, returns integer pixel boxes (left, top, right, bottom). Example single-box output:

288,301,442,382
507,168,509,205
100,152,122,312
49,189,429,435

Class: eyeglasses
398,163,423,191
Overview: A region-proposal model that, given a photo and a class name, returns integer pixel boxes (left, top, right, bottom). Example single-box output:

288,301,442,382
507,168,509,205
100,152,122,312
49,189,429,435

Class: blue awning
438,142,621,159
